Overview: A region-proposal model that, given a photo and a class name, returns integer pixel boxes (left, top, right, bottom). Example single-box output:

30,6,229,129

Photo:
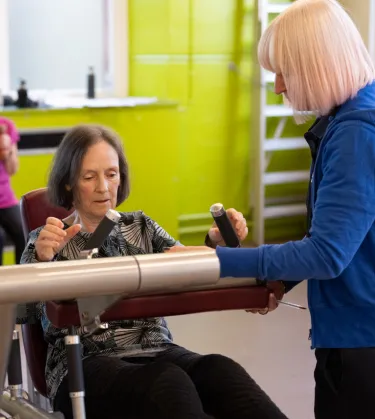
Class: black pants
0,204,25,264
54,345,287,419
314,347,375,419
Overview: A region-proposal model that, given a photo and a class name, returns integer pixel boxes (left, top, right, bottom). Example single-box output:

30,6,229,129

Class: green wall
129,0,252,245
128,0,309,244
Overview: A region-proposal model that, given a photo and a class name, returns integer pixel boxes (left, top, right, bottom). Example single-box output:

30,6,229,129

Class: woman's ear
65,185,71,191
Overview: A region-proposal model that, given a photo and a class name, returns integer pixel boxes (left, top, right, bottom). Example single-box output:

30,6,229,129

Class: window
0,0,128,98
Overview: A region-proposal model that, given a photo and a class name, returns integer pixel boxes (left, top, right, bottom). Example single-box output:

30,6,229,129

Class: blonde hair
258,0,375,118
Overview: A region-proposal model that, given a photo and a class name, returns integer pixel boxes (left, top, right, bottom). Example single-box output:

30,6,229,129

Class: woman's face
74,140,121,220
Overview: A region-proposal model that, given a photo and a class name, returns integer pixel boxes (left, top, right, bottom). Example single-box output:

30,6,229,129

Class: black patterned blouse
19,211,181,400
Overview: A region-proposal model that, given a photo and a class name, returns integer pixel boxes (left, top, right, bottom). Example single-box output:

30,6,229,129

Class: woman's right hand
35,217,81,261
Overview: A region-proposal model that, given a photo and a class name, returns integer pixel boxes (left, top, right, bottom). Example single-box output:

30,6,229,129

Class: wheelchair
0,188,274,419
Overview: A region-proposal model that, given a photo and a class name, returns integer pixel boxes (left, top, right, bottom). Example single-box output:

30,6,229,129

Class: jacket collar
304,107,339,160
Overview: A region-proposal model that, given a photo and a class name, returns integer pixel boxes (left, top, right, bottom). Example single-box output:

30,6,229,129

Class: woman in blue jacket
171,0,375,418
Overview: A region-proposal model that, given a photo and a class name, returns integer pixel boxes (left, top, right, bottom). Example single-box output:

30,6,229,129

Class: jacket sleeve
216,123,375,281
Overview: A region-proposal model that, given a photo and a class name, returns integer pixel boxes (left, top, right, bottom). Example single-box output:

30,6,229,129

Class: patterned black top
18,211,181,400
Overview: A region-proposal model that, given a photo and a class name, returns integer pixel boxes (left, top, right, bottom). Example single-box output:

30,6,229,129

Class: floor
17,281,314,419
167,280,315,419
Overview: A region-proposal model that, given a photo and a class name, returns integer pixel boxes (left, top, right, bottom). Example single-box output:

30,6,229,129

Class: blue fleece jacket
217,82,375,349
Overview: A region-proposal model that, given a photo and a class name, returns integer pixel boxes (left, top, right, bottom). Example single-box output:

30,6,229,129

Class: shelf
264,71,275,84
264,137,308,151
265,105,294,117
267,3,291,14
263,170,310,185
264,203,306,219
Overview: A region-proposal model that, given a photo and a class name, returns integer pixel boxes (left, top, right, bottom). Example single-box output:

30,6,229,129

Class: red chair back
20,187,72,398
20,187,72,241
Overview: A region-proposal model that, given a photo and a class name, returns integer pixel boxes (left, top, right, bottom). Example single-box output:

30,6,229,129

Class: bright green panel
115,107,179,238
169,0,190,54
191,0,236,54
3,250,15,265
128,0,170,55
129,60,169,98
178,59,251,219
167,61,190,104
130,59,190,104
178,104,236,215
189,59,231,106
1,109,91,129
11,154,54,200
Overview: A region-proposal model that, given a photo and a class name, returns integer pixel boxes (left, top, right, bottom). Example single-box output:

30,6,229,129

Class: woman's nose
274,74,286,95
96,176,109,192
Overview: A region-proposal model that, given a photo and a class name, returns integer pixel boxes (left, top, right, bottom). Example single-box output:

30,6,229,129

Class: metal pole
0,304,16,393
0,391,59,419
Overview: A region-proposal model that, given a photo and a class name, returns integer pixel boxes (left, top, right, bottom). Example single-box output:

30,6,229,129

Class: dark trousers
54,345,288,419
314,347,375,419
0,204,25,264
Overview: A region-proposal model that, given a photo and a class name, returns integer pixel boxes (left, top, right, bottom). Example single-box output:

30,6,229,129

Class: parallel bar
264,203,307,218
263,170,310,185
264,138,308,151
0,251,221,304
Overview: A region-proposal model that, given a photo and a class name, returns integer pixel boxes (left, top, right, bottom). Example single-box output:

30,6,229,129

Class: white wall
0,0,10,93
340,0,375,60
7,0,106,91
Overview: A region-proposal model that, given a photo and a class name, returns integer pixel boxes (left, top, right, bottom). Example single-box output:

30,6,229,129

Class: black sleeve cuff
282,280,302,293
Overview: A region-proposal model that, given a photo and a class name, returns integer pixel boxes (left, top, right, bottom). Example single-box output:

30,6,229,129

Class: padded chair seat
46,286,269,328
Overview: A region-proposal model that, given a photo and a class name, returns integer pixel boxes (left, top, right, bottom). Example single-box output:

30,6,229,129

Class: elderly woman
177,1,375,418
20,124,287,419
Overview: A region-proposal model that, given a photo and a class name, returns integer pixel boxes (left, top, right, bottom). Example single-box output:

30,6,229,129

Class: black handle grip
7,331,22,386
84,209,121,250
210,203,241,248
65,335,85,393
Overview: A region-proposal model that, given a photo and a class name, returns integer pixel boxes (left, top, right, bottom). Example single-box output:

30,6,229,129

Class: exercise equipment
0,249,269,419
0,190,275,419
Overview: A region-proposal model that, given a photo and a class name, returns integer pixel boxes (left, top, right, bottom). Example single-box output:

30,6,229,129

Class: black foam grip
7,337,22,385
66,342,85,393
83,216,117,250
212,211,241,248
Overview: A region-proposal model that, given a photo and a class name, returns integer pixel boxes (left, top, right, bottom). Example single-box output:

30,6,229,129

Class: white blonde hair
258,0,375,117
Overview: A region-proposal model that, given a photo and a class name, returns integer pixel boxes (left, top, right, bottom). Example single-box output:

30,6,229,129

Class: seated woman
19,124,287,419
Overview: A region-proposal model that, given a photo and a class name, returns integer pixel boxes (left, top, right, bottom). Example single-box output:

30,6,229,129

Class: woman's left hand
208,208,248,247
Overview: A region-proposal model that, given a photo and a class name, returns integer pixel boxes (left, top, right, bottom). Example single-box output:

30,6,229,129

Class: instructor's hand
246,281,285,315
35,217,81,261
208,208,248,247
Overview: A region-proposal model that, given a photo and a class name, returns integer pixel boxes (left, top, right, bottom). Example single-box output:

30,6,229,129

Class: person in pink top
0,117,24,264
